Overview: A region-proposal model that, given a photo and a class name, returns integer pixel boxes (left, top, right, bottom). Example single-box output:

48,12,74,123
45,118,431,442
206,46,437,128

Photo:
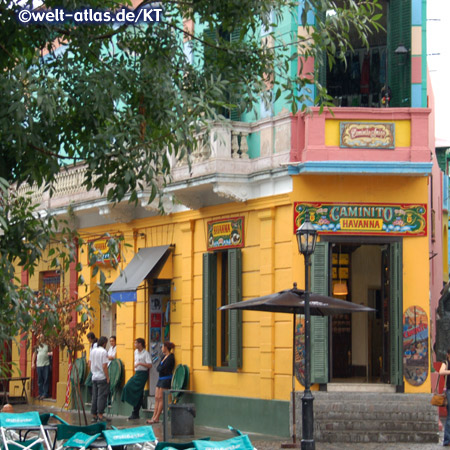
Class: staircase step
293,391,439,443
317,430,440,444
315,419,438,432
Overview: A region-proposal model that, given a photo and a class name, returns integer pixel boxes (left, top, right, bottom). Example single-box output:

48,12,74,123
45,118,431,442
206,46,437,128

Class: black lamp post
295,211,318,450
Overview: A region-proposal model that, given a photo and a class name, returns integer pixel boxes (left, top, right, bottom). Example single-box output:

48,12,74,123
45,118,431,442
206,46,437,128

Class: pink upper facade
290,107,431,165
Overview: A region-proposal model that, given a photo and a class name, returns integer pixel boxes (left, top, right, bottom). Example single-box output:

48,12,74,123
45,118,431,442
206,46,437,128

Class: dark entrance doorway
327,240,402,384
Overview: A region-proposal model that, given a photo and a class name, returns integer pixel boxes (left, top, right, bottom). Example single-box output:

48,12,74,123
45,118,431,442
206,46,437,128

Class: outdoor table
18,424,58,446
0,377,30,406
162,389,193,442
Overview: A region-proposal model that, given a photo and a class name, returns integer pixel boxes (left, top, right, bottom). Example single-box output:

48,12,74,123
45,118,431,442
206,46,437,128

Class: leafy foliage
0,0,381,366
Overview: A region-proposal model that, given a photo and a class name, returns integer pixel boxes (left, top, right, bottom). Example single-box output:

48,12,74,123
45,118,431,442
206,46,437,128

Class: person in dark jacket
440,348,450,446
146,341,175,424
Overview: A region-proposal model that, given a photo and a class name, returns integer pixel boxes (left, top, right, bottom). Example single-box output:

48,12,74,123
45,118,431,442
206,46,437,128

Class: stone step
314,409,437,422
310,392,435,403
316,430,440,444
314,419,438,432
327,383,396,393
293,391,440,443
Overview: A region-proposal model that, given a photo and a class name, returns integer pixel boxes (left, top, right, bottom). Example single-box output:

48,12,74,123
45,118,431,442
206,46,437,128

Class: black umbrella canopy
219,286,375,316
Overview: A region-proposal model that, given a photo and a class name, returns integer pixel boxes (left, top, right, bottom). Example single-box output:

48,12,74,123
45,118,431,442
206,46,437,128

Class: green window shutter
315,10,327,102
310,241,329,384
389,241,403,386
227,248,243,369
388,0,411,107
202,252,217,366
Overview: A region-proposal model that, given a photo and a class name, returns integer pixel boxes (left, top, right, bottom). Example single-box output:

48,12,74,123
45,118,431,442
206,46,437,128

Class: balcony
289,107,432,177
167,115,291,209
15,114,292,226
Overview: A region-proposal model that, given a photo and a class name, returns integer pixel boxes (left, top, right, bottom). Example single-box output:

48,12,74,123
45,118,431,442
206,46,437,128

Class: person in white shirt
89,336,110,422
107,336,116,366
121,338,152,420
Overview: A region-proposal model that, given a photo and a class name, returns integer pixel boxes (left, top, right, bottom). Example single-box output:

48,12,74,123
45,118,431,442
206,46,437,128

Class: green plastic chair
192,435,254,450
62,432,101,450
106,358,124,416
102,426,157,450
0,412,52,450
70,358,87,387
171,365,189,404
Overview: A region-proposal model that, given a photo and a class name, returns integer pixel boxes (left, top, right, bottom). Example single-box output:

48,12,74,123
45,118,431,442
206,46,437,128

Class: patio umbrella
219,283,374,447
220,285,374,316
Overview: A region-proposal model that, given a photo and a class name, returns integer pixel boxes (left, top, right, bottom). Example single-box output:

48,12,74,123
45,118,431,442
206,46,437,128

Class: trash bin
169,403,196,436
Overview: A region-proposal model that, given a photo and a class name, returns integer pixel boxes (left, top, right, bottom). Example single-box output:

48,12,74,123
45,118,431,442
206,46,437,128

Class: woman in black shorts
147,341,175,424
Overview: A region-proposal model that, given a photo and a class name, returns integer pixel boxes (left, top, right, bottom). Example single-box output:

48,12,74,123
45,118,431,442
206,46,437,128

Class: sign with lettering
207,217,244,250
89,237,120,265
340,122,395,149
294,202,427,236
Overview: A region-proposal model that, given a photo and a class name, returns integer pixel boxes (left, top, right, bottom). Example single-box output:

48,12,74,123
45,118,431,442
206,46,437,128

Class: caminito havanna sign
294,202,427,236
207,217,244,250
340,122,395,149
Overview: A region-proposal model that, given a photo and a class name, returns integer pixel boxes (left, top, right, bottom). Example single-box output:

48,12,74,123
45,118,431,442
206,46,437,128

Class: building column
20,269,28,377
180,220,195,371
258,208,276,400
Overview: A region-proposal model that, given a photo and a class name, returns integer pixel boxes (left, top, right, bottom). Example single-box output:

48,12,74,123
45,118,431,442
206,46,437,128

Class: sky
427,0,450,144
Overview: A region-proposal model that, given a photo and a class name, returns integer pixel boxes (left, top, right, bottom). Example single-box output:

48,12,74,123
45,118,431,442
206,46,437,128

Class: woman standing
440,348,450,446
121,338,152,420
147,342,175,424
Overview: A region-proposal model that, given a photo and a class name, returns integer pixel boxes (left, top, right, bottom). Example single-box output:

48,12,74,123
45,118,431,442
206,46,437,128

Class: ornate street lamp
295,211,318,450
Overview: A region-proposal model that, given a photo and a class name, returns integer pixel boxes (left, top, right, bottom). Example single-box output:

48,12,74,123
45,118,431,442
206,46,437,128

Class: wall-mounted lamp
395,44,410,67
394,44,410,55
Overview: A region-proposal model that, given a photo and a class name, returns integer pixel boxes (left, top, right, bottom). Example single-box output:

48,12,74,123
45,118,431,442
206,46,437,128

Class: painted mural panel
403,306,428,386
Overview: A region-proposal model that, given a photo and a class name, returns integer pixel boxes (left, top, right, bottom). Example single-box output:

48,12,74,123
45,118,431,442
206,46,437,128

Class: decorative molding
98,204,134,223
213,182,251,202
288,161,433,176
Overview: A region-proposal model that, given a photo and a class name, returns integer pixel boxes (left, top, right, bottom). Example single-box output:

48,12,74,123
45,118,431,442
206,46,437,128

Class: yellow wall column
180,220,195,372
258,208,276,400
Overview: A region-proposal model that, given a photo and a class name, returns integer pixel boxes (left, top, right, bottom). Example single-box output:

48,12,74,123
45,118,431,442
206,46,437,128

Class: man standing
32,337,52,400
89,336,110,422
121,338,152,420
107,336,116,366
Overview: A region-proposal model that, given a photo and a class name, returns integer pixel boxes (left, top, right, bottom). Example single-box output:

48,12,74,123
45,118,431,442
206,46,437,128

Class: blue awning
108,245,171,302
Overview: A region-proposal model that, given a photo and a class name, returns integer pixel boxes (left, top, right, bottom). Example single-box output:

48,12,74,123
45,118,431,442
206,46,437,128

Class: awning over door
108,245,171,303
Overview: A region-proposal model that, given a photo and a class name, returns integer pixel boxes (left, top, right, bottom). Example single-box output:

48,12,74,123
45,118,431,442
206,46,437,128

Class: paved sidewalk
5,403,445,449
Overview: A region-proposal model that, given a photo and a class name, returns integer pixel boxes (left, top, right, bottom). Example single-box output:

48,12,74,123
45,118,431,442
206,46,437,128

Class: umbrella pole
281,315,298,448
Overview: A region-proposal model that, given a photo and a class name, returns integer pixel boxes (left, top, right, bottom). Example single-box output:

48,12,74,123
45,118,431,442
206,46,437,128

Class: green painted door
310,242,329,384
389,241,403,386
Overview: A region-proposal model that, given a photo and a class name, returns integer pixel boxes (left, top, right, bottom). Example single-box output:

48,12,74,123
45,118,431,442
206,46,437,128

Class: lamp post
296,211,318,450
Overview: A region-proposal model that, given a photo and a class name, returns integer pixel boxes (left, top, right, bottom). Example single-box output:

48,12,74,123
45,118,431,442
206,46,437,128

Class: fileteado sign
294,202,427,236
340,122,395,149
207,217,244,250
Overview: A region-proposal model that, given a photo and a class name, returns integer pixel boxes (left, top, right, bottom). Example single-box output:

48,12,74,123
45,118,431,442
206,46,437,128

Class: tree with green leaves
0,0,381,368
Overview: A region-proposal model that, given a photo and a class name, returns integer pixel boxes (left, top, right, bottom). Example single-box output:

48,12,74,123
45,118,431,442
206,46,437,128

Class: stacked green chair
106,359,124,417
70,357,87,411
170,365,189,404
